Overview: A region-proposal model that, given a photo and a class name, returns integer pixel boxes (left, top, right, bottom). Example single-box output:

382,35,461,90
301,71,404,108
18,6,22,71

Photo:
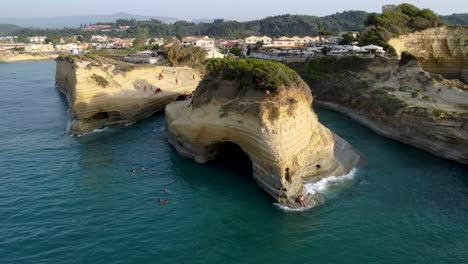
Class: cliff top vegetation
205,59,304,92
359,3,444,55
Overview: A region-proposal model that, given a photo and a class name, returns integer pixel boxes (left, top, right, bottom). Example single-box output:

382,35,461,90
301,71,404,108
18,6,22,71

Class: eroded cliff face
293,57,468,164
166,60,360,207
388,26,468,82
55,55,200,134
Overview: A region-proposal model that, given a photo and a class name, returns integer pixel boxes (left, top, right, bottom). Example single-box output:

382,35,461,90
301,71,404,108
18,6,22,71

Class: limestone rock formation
55,55,200,135
166,59,360,207
388,26,468,81
292,56,468,164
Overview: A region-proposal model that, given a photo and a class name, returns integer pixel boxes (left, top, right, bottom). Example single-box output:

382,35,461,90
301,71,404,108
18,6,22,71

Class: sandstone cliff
292,56,468,164
166,59,360,207
388,26,468,82
55,54,200,134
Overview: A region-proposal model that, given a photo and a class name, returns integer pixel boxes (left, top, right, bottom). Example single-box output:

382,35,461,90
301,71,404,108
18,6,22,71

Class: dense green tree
133,27,149,48
166,42,186,66
229,47,242,57
45,33,61,44
339,33,357,45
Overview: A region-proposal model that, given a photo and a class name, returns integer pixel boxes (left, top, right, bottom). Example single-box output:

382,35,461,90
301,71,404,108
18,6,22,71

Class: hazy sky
1,0,466,20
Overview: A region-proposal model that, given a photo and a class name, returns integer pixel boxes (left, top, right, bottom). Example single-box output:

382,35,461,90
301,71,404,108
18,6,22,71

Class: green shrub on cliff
91,74,109,88
205,59,303,92
303,57,369,82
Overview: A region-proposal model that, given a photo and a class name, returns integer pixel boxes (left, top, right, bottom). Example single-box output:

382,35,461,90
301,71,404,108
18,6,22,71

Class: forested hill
5,11,468,39
120,11,369,38
0,24,22,35
441,14,468,26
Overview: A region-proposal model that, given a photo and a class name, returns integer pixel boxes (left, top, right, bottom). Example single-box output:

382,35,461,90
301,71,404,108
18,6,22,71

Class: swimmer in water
164,188,169,193
163,200,168,205
130,169,136,173
141,167,145,171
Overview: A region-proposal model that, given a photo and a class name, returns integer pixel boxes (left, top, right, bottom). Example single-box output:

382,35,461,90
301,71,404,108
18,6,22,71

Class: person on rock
265,89,270,97
297,195,306,207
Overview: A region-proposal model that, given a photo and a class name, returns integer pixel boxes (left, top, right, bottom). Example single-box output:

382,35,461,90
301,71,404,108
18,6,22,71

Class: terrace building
244,36,272,46
27,36,47,44
24,44,55,53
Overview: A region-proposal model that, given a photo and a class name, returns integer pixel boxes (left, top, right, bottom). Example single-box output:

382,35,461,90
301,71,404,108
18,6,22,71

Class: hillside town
0,27,387,64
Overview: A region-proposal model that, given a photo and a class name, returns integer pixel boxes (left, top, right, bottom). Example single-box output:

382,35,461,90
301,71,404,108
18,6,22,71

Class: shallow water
1,61,468,263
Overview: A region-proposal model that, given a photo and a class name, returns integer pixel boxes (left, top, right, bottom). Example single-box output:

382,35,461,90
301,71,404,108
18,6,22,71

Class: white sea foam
274,168,358,212
273,202,316,212
77,127,109,137
305,168,358,195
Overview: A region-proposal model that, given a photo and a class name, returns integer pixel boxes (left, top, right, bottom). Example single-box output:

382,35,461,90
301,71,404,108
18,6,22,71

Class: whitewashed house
27,36,47,44
244,36,272,45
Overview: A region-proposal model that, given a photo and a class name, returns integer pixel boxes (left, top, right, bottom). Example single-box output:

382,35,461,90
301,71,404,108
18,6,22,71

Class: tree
338,33,356,45
166,42,186,66
321,46,331,55
254,41,263,51
133,27,149,48
45,34,61,45
186,46,207,65
229,47,242,57
82,31,92,42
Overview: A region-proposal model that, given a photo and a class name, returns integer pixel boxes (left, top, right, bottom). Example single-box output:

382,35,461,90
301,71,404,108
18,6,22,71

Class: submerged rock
292,56,468,164
166,59,360,207
55,54,199,135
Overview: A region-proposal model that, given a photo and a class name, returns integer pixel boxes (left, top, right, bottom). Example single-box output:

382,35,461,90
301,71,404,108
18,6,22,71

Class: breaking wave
274,168,358,212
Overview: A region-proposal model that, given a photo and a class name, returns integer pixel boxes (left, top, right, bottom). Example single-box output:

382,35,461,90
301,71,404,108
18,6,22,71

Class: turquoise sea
1,61,468,263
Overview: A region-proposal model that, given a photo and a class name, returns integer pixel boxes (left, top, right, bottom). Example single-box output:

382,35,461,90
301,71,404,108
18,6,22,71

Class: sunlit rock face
292,56,468,165
166,59,360,207
388,26,468,82
55,55,199,134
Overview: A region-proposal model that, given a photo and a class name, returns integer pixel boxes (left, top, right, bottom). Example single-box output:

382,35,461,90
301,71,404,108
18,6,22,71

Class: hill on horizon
0,24,22,35
0,13,179,28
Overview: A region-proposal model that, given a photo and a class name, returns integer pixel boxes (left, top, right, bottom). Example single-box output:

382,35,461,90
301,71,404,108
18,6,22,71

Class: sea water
1,61,468,263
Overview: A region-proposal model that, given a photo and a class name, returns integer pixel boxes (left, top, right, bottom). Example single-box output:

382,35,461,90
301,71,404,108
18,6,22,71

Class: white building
269,39,296,48
271,36,323,47
244,36,272,45
27,36,47,44
91,35,109,42
55,43,83,54
182,36,215,52
325,36,342,45
151,38,165,46
0,36,18,43
24,44,55,53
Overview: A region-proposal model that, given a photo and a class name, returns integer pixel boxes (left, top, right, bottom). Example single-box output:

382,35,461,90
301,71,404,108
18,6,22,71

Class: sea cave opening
209,142,253,178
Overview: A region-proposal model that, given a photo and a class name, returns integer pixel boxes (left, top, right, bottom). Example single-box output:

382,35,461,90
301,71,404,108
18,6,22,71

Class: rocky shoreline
292,56,468,165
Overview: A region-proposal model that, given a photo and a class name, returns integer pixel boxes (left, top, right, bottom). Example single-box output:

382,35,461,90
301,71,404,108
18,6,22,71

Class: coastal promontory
165,59,360,207
55,54,200,134
292,56,468,164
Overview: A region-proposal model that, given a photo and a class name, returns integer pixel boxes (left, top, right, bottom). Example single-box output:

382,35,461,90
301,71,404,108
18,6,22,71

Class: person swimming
164,188,169,193
130,169,136,173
